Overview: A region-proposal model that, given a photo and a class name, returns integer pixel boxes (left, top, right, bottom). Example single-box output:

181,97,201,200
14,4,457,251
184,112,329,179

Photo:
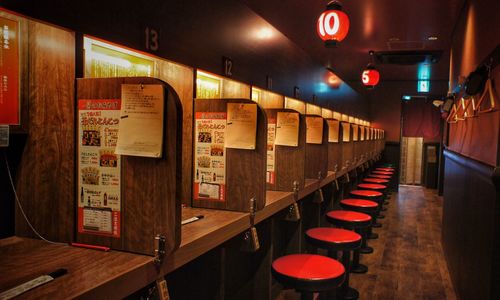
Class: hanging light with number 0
317,1,350,47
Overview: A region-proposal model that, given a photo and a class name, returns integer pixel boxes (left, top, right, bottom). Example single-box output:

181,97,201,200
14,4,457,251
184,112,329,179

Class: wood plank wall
14,21,75,242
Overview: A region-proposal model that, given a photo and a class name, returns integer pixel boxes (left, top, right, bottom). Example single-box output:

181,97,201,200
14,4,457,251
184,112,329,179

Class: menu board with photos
0,15,19,125
341,122,350,142
306,116,323,144
78,99,122,238
267,118,276,184
194,112,227,202
275,111,300,146
327,119,340,143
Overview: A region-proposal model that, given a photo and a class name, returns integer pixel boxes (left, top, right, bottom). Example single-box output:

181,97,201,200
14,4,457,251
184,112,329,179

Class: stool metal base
360,246,373,254
372,222,382,228
337,286,359,300
350,263,368,274
368,232,378,239
378,214,385,219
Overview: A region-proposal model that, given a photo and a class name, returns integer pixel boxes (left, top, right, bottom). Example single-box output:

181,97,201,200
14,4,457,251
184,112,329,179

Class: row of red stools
271,165,397,300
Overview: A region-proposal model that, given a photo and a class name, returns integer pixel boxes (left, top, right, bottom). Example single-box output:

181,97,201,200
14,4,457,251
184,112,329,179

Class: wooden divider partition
341,122,354,170
264,109,306,192
76,77,181,256
326,118,342,173
193,99,267,212
304,115,329,180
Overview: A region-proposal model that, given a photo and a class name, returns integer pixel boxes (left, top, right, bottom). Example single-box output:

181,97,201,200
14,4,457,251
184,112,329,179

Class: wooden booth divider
304,115,328,180
326,117,342,174
264,109,305,192
76,77,181,256
341,121,354,171
193,99,267,212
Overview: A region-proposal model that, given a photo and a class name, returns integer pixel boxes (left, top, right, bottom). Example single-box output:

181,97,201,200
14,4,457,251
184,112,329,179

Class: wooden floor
280,185,457,300
349,185,456,300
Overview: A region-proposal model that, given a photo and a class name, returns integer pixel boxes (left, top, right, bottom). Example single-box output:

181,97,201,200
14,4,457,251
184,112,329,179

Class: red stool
326,210,371,274
375,167,395,172
340,199,378,250
350,189,384,224
272,254,345,300
372,170,394,176
306,228,362,300
362,177,389,184
368,174,391,180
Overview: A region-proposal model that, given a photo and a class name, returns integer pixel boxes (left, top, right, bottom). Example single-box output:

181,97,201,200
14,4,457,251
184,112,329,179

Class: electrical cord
4,152,68,246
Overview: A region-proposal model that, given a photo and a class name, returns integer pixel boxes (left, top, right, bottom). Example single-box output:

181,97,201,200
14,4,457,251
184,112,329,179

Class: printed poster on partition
225,103,257,150
0,16,20,125
352,124,359,141
194,112,226,201
275,112,299,146
267,118,276,184
327,119,339,143
342,122,350,142
306,116,323,144
77,99,121,238
360,126,365,141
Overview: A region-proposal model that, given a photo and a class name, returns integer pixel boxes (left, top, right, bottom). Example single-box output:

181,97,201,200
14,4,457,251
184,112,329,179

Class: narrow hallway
350,186,456,299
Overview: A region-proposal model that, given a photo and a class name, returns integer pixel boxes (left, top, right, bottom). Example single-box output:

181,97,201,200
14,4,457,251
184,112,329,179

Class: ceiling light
317,1,350,47
428,36,438,41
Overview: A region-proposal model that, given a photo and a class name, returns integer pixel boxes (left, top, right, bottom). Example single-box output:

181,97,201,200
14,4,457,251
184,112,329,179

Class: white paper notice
327,119,339,143
352,124,358,141
267,119,276,184
342,122,350,142
360,126,365,141
225,103,257,149
115,84,164,158
275,112,299,146
306,116,323,144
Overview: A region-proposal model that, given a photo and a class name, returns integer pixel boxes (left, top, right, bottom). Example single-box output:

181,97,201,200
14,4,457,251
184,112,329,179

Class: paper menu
327,119,339,143
275,112,299,146
352,124,358,141
341,122,350,142
115,84,164,158
360,126,365,141
225,103,257,150
306,116,323,144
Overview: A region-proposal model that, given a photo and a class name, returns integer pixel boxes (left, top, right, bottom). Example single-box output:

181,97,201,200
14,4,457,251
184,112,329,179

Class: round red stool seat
326,210,372,228
376,167,394,172
350,189,383,198
340,198,378,209
368,174,391,179
372,171,393,175
363,178,389,184
272,254,345,292
357,183,387,190
306,228,362,251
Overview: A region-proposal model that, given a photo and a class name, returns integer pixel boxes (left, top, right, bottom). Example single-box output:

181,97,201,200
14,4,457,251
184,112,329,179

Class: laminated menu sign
327,119,339,143
306,116,323,144
352,124,359,141
194,112,226,201
225,103,257,149
115,84,164,158
78,99,121,238
342,122,350,142
275,112,299,146
0,16,19,125
267,118,276,184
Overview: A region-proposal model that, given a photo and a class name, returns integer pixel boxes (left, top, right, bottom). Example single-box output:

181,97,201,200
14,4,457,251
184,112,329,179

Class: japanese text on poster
0,16,19,125
352,124,359,141
115,84,164,157
327,119,339,143
267,118,276,184
194,112,226,201
342,122,350,142
225,103,257,149
275,112,299,146
306,116,323,144
78,99,121,238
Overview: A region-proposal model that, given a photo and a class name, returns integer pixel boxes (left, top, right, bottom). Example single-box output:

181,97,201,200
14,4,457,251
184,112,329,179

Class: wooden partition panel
341,123,354,169
326,119,342,172
265,109,305,191
14,20,75,242
304,116,328,179
76,77,181,256
193,99,267,211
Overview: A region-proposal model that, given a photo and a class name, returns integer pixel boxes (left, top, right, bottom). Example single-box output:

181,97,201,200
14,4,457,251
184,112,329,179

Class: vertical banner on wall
266,118,276,184
0,16,19,125
194,112,227,201
77,99,122,238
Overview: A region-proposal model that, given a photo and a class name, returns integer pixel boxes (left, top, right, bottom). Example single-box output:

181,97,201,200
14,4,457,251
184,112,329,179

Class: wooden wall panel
193,99,267,211
76,77,181,255
442,150,499,300
157,61,194,206
265,109,305,191
15,21,75,242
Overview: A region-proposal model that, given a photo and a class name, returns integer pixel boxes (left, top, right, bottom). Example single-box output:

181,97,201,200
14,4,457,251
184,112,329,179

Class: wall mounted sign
0,16,19,125
78,99,122,238
267,118,276,184
194,112,227,202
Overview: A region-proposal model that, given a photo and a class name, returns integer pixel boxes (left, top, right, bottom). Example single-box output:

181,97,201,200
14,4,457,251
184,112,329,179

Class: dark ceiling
244,0,465,84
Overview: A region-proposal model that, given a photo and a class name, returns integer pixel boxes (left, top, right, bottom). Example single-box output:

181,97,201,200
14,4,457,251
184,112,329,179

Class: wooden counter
0,157,374,299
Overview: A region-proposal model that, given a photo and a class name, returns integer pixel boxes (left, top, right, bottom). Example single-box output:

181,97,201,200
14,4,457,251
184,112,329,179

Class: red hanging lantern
317,1,350,47
362,64,380,88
